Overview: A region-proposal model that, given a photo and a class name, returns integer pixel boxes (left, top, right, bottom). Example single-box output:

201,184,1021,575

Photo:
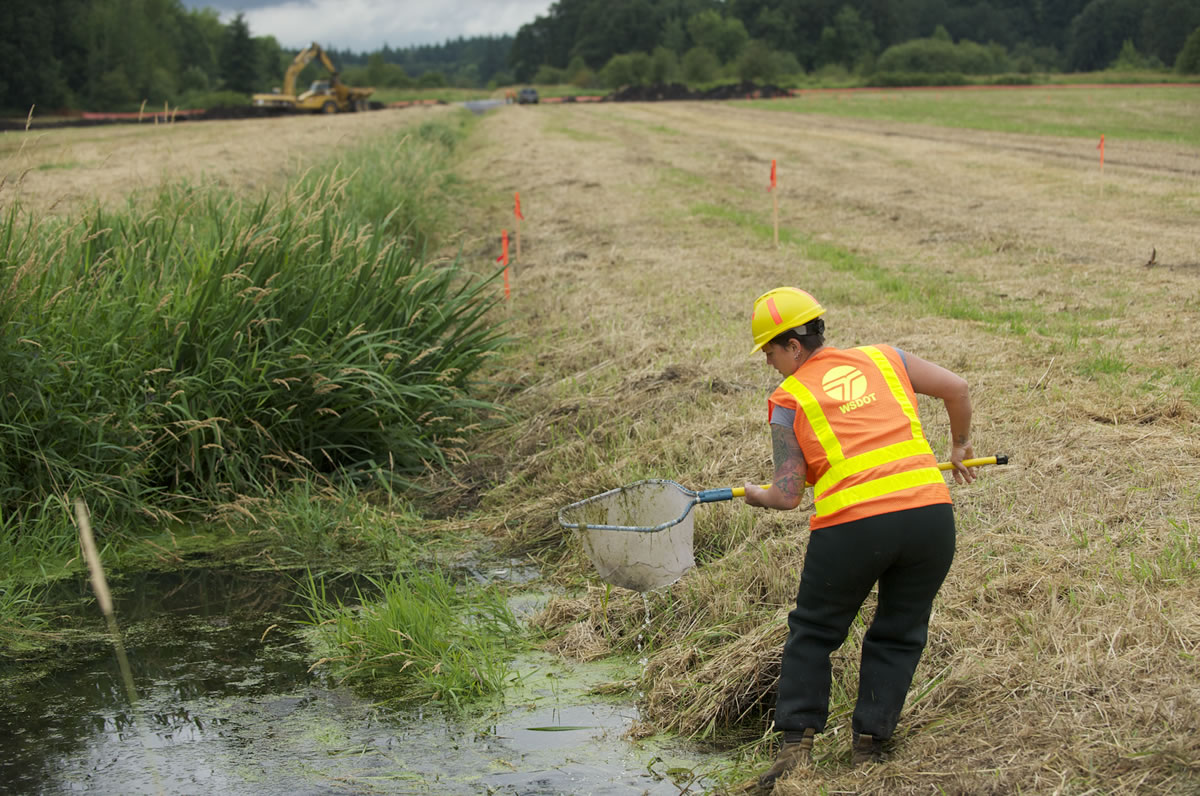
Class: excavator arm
281,42,340,97
253,41,373,113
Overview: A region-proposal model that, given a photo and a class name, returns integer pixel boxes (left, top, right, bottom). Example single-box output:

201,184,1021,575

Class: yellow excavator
252,42,374,113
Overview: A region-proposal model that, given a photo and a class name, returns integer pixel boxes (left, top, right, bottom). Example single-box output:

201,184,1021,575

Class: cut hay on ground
457,94,1200,793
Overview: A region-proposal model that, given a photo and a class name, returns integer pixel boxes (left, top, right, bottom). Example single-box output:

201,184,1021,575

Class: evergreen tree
0,0,76,110
682,45,720,81
221,13,259,94
663,17,689,53
573,0,661,68
1176,26,1200,73
737,39,778,81
687,10,749,63
817,5,879,69
1141,0,1200,66
1066,0,1143,72
650,46,681,82
255,35,287,92
178,7,222,82
1109,39,1148,71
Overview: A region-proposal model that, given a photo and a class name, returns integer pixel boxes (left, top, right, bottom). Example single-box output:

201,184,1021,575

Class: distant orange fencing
81,109,206,120
786,82,1200,96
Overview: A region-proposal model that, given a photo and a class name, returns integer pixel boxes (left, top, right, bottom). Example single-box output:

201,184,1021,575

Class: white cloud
236,0,552,51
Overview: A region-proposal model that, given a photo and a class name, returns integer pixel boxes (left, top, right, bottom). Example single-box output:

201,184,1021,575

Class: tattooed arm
744,424,807,510
906,352,975,484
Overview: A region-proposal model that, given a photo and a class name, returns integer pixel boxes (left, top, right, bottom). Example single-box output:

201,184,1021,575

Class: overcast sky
181,0,554,52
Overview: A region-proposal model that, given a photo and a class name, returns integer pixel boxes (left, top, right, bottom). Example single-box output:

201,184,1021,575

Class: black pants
773,502,956,739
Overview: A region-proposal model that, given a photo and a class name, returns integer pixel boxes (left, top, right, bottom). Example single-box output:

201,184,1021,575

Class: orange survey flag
497,230,509,265
497,230,510,299
768,159,777,192
1097,134,1105,169
514,192,525,220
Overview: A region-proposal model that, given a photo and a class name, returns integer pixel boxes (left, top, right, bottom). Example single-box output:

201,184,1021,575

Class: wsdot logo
822,366,867,402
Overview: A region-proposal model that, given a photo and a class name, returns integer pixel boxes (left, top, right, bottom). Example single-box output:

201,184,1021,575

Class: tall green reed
0,578,49,653
0,113,504,538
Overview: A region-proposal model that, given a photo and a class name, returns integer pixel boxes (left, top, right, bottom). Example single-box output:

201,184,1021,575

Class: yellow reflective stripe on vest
813,438,935,499
781,375,845,465
814,467,945,517
860,345,924,440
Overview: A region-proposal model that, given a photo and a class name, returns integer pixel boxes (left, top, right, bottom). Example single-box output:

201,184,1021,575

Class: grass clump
301,568,523,707
0,113,505,541
0,580,51,654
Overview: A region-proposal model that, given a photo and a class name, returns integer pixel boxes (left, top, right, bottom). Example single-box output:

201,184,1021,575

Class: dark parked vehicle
517,87,539,104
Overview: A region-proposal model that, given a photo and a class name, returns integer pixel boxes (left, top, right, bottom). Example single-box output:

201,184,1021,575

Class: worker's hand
743,482,771,507
949,441,976,485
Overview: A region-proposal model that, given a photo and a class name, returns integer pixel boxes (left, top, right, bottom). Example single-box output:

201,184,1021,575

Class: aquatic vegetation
0,579,51,653
300,568,524,708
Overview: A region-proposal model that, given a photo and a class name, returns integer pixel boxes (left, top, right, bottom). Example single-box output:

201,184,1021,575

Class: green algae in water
0,566,733,794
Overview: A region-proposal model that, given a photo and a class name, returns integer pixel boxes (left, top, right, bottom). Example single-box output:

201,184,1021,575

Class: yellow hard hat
749,287,825,354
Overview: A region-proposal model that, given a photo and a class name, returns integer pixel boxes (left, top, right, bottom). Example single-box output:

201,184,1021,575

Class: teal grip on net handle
698,488,735,503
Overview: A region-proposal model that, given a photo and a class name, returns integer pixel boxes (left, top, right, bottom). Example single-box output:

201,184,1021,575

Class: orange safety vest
768,345,951,529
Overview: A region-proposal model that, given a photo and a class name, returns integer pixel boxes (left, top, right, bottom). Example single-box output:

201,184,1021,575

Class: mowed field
0,105,456,213
4,87,1198,793
459,88,1200,794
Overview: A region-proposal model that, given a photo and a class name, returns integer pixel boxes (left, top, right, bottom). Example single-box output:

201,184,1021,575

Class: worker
742,287,974,792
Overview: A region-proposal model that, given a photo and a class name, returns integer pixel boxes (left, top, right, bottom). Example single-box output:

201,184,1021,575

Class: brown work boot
851,732,886,766
755,728,815,793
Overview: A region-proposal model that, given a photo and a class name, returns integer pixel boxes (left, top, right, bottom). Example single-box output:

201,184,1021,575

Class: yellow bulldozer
252,42,374,113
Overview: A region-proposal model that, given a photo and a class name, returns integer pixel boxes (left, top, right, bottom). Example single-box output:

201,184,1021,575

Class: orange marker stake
1097,134,1105,171
497,229,510,299
767,159,779,247
514,192,525,265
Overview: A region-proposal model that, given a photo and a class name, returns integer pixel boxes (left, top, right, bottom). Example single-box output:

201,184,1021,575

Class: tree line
3,0,1200,113
2,0,275,112
509,0,1200,85
330,36,516,90
0,0,512,113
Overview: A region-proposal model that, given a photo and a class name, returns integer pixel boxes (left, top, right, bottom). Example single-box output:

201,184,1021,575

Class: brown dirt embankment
454,100,1200,793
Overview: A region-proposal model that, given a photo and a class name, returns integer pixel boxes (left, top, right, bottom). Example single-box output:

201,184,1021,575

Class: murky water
0,567,720,794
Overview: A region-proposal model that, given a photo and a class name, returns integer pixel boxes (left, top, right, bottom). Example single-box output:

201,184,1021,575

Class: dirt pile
606,80,793,102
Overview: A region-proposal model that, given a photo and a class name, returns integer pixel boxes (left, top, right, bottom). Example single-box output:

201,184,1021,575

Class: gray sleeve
895,347,909,373
770,405,797,428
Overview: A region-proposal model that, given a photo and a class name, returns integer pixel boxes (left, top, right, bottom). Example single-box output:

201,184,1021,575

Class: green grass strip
747,85,1200,147
691,202,1041,333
